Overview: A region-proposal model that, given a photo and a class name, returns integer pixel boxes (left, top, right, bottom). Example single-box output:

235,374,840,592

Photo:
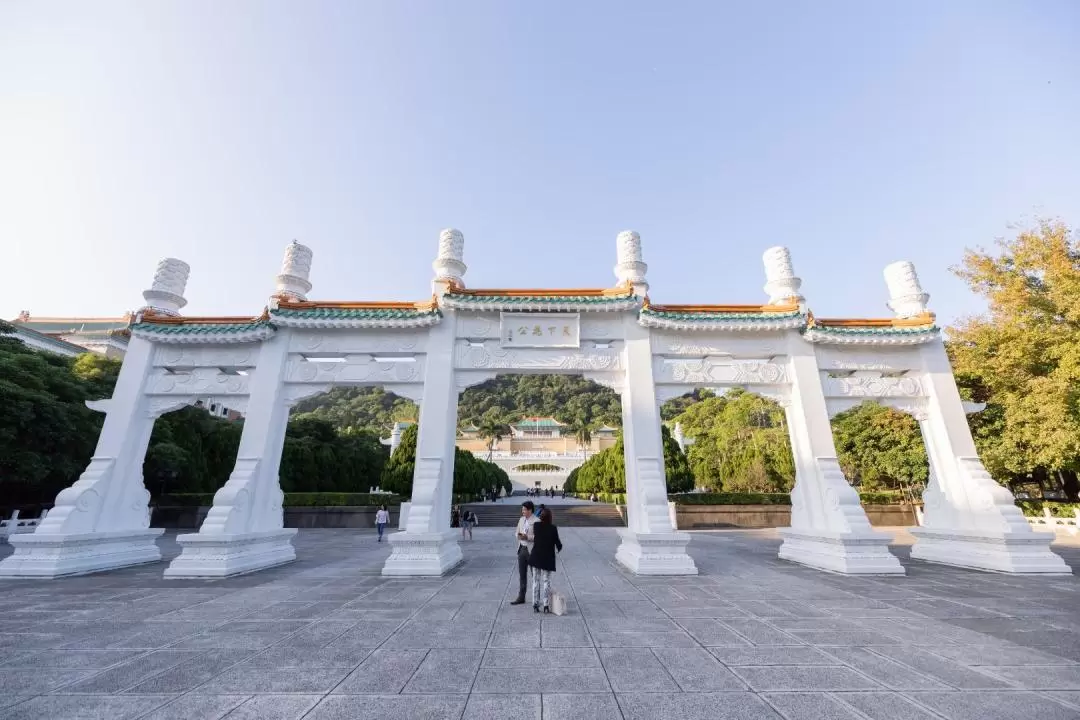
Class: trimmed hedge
1016,500,1080,518
156,493,402,507
568,492,626,504
669,491,911,506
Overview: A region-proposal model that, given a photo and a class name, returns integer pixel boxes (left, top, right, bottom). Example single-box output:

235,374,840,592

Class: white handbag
549,590,567,616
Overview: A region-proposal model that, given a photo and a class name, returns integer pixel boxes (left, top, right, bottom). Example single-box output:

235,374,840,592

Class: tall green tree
380,423,418,495
660,388,716,421
564,427,693,495
0,324,104,507
476,415,510,461
676,389,794,493
948,218,1080,491
830,402,928,491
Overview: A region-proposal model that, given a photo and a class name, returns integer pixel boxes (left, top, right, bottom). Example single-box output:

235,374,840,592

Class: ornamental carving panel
287,331,425,354
155,346,258,368
654,333,780,357
286,356,423,384
825,375,923,398
732,361,787,384
454,341,621,372
813,346,920,373
458,314,496,338
657,358,788,386
581,318,623,339
149,368,250,395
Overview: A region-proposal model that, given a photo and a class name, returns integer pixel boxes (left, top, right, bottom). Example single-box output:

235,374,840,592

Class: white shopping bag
549,590,567,616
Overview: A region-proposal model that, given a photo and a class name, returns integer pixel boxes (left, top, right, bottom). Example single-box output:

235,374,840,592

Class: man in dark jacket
509,501,536,605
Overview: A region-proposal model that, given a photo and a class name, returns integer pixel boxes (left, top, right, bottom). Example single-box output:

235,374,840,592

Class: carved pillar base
164,529,297,578
381,530,463,576
0,529,163,578
615,529,698,575
778,528,905,575
910,528,1070,575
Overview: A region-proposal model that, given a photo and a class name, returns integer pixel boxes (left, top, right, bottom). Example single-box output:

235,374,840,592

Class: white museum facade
0,231,1070,579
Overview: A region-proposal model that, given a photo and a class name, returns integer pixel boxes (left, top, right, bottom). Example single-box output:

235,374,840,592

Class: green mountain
293,375,626,434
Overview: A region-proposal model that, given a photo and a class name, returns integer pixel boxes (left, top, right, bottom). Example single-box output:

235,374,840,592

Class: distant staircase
465,503,626,527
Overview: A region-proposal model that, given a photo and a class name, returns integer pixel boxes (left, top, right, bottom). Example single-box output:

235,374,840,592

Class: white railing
481,451,587,459
1026,507,1079,536
0,509,48,543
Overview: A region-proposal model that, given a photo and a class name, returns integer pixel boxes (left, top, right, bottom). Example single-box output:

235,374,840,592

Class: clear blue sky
2,1,1077,326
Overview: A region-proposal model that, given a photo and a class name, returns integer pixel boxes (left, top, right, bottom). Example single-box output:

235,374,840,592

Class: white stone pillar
909,342,1069,573
773,249,904,575
164,332,298,578
777,338,904,574
613,231,696,575
0,257,192,577
381,229,466,576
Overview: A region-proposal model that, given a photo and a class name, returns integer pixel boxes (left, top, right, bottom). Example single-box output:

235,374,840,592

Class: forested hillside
294,375,624,433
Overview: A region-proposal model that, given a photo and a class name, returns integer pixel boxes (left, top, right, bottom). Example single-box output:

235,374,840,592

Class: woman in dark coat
528,508,562,613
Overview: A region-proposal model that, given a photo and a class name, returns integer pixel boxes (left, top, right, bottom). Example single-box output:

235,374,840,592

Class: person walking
375,504,390,542
461,508,476,541
529,508,562,613
509,501,536,605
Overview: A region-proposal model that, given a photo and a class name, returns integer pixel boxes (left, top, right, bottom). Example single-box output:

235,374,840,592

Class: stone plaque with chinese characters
500,313,580,348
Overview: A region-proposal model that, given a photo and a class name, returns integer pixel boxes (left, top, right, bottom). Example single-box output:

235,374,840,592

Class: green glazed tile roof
513,417,566,428
131,320,273,335
272,306,441,320
445,292,638,306
806,323,939,336
640,307,805,322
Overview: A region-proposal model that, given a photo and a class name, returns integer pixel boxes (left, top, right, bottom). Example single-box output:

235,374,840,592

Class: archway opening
661,387,794,498
457,374,622,498
829,400,929,522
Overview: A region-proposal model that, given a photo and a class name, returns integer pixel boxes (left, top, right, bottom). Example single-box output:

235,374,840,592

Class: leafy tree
568,419,593,458
457,375,622,428
831,402,928,491
677,389,794,493
476,415,510,461
660,388,716,421
72,353,122,399
0,325,104,508
380,423,418,495
292,386,418,435
564,427,693,495
948,218,1080,492
662,424,694,493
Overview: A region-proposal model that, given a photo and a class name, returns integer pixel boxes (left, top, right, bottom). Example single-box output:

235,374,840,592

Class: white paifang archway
0,231,1069,579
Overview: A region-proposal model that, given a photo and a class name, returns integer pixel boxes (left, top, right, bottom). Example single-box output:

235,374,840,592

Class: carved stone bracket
282,383,333,408
455,371,498,394
146,397,195,418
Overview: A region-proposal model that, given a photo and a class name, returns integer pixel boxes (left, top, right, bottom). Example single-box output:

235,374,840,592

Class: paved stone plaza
2,528,1080,720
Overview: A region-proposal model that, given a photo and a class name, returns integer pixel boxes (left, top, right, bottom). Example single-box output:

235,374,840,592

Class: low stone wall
152,504,916,531
152,506,401,530
675,504,920,529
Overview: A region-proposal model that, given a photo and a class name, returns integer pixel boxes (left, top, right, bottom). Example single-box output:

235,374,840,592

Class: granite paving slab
0,527,1077,720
